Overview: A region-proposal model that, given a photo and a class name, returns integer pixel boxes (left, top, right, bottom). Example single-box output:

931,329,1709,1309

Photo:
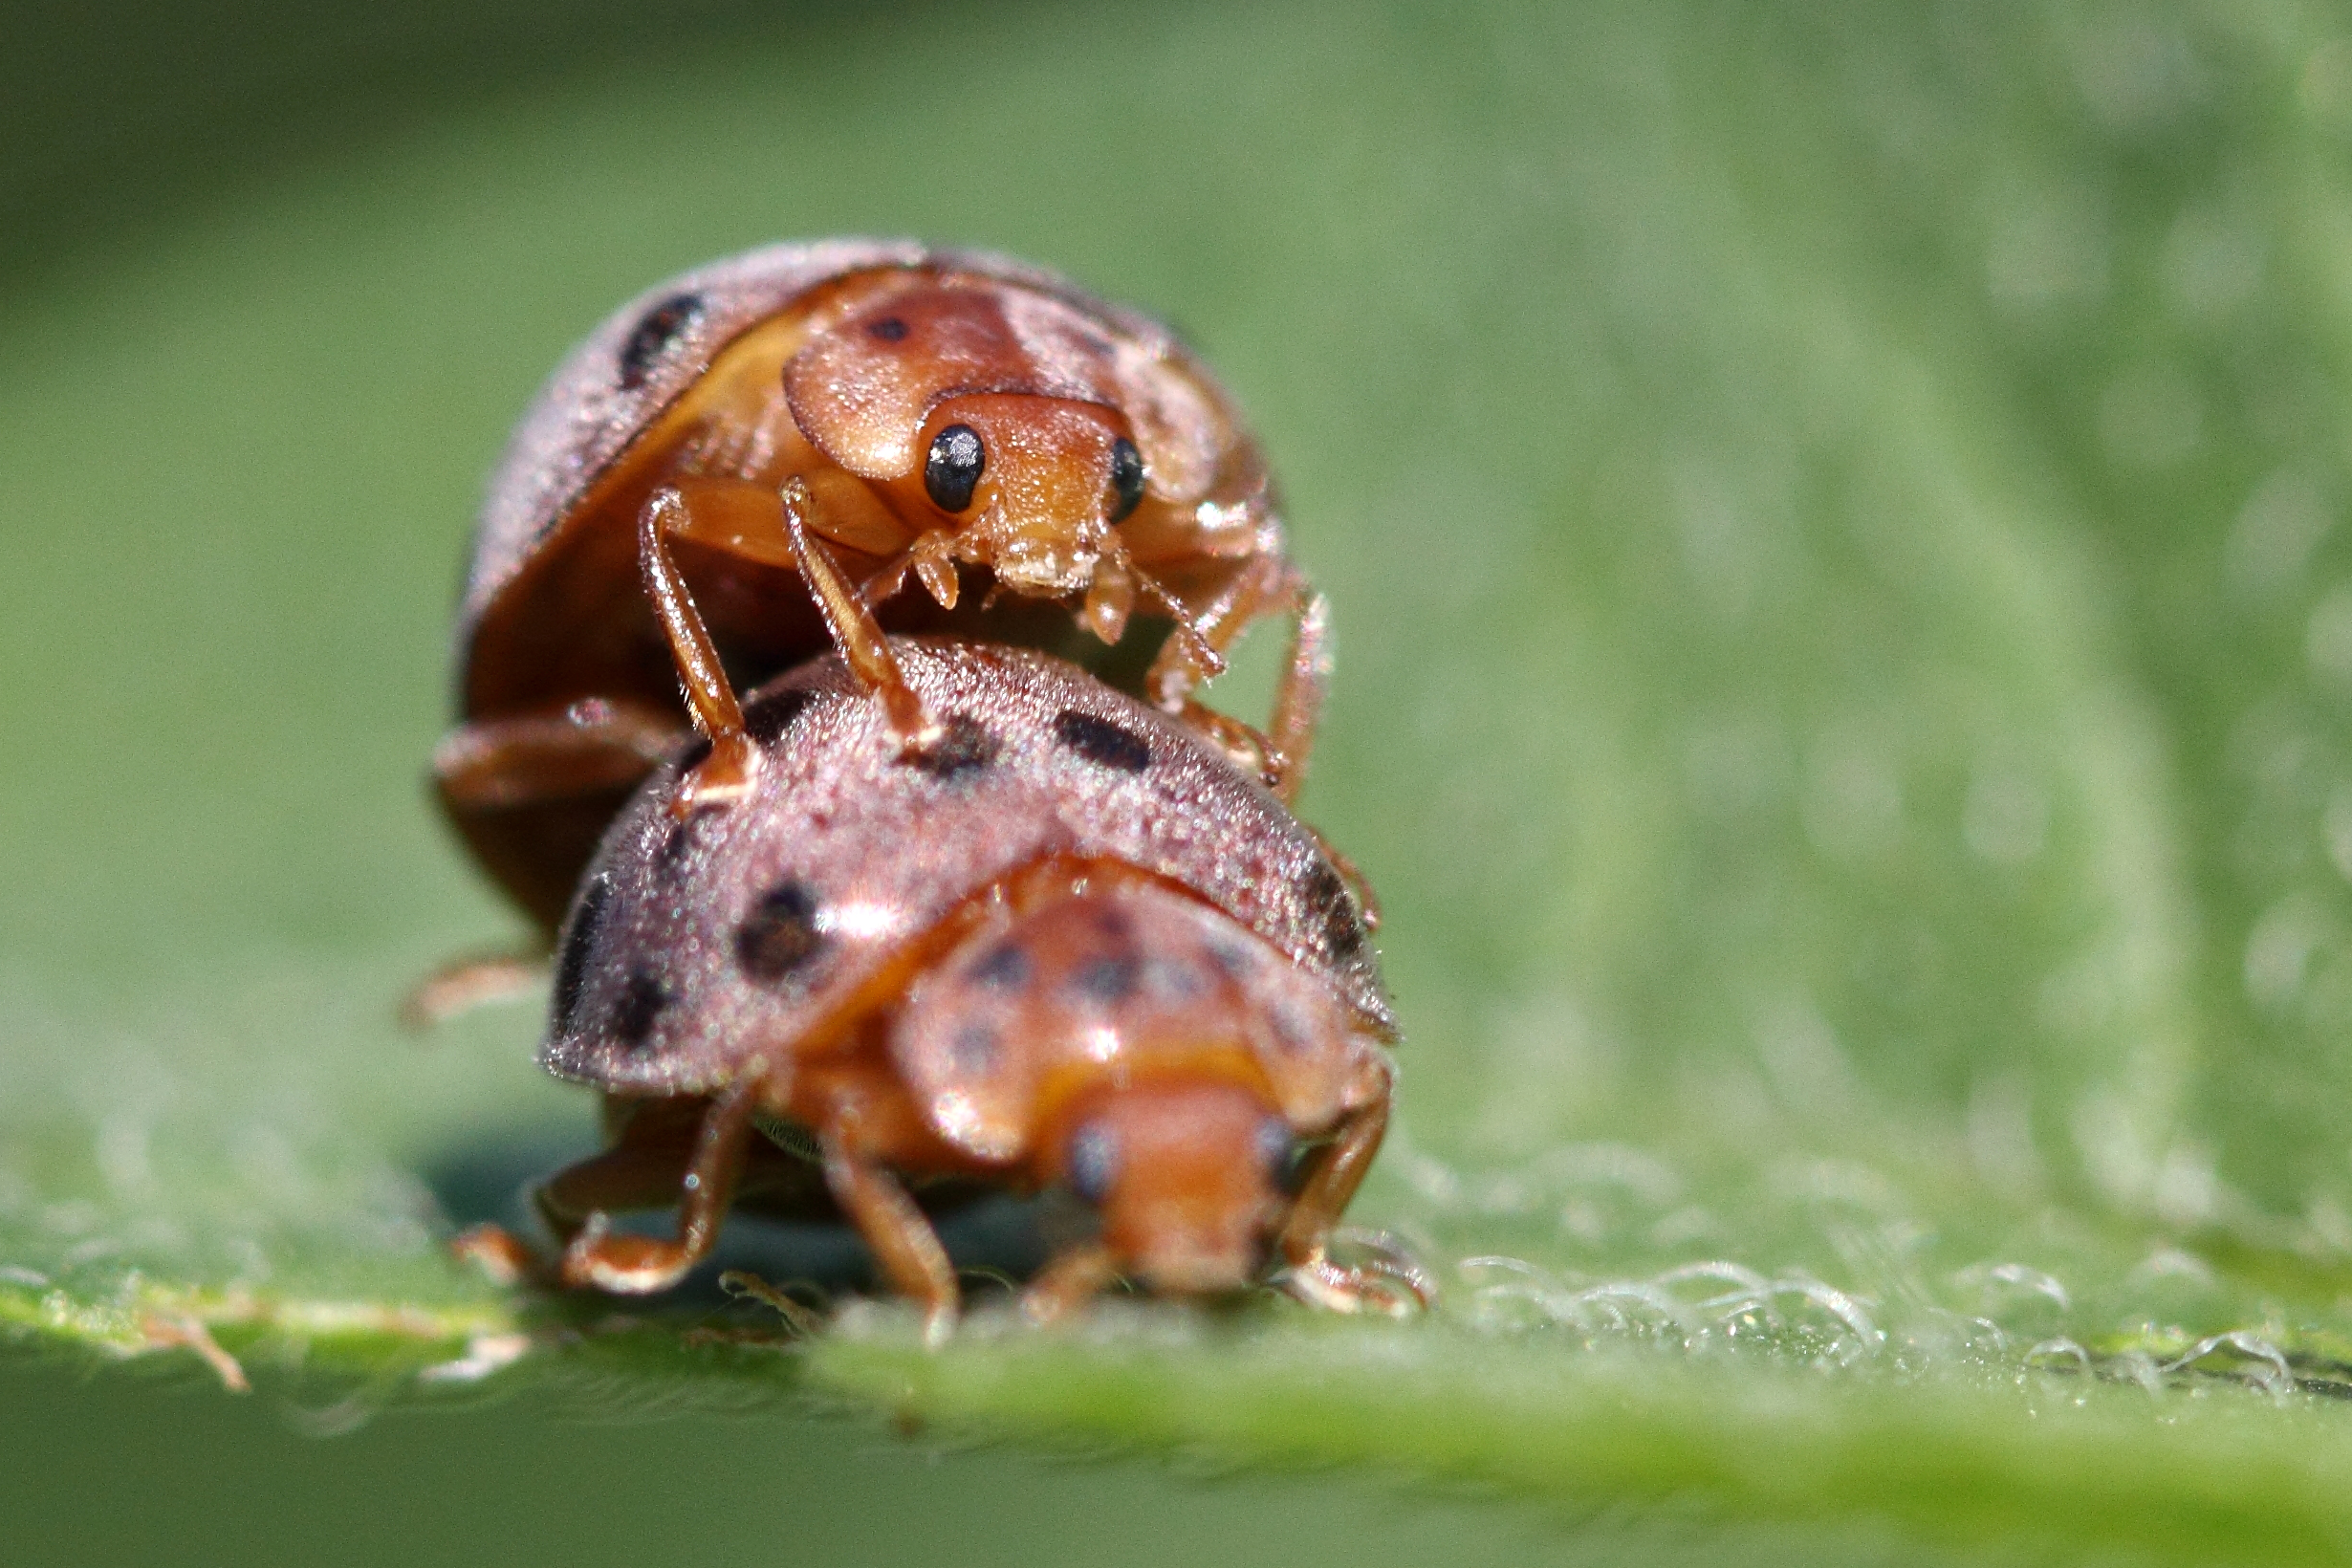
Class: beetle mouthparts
992,542,1095,596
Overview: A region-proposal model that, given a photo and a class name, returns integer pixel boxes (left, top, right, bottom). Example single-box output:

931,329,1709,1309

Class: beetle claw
669,734,761,818
919,1300,959,1350
449,1222,548,1287
1274,1244,1436,1317
558,1212,697,1294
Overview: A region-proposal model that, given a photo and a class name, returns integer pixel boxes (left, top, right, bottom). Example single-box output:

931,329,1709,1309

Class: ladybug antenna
1128,563,1226,683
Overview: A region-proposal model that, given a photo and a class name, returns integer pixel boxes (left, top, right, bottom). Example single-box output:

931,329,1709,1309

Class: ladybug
435,240,1325,936
453,623,1423,1338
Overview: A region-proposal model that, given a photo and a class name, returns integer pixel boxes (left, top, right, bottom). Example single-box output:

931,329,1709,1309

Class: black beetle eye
1066,1122,1121,1205
1254,1118,1301,1188
925,425,986,512
1107,437,1145,522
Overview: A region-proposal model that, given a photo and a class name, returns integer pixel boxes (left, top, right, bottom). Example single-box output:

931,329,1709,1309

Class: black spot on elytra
905,714,997,779
1267,1000,1314,1056
1144,954,1210,1003
1071,954,1142,1006
736,880,825,984
967,940,1032,991
1203,938,1255,980
949,1023,1001,1076
552,875,612,1036
618,293,703,390
1301,863,1365,961
611,969,672,1054
655,817,698,878
1053,708,1151,773
867,315,909,341
743,687,814,747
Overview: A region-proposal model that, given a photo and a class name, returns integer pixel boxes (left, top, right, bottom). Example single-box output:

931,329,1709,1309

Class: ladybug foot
669,733,761,818
917,1298,958,1351
558,1213,701,1294
1019,1242,1120,1330
1275,1241,1437,1318
449,1223,551,1287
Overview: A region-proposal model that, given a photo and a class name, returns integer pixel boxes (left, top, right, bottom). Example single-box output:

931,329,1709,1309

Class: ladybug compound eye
1066,1121,1121,1205
925,424,986,512
1255,1118,1305,1191
1107,437,1145,523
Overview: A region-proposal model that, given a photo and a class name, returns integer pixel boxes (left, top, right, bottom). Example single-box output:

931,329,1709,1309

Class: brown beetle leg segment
546,1080,759,1293
448,1222,551,1287
433,698,686,930
400,947,547,1030
1274,1073,1427,1315
1020,1242,1121,1327
434,699,683,813
818,1115,959,1346
782,477,943,754
1142,555,1328,804
1264,590,1333,804
640,487,761,816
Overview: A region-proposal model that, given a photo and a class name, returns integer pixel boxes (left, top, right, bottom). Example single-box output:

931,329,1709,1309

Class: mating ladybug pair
434,242,1424,1334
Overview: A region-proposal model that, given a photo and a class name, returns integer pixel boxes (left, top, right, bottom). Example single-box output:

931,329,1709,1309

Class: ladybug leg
781,478,945,756
1273,1073,1432,1317
1262,586,1331,805
641,487,762,817
543,1080,759,1294
400,948,547,1029
450,1094,701,1287
1020,1242,1121,1326
430,697,685,936
1139,554,1326,803
817,1112,960,1347
435,699,683,810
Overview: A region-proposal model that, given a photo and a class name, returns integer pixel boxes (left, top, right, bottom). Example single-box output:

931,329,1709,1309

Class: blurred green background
11,0,2352,1561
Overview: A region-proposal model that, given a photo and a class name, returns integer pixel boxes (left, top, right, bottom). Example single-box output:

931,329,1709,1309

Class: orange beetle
455,630,1426,1339
436,241,1326,936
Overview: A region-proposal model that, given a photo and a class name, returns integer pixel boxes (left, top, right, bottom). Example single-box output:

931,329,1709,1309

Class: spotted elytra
453,634,1425,1339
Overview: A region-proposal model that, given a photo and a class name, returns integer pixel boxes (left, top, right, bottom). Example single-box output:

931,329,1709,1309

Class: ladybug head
1055,1078,1295,1296
910,396,1146,597
784,280,1158,607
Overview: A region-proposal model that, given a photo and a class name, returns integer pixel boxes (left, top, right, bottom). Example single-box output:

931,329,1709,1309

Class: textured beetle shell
544,640,1389,1099
459,238,1207,647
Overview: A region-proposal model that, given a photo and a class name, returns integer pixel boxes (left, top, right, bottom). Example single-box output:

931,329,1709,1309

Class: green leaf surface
10,0,2352,1560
